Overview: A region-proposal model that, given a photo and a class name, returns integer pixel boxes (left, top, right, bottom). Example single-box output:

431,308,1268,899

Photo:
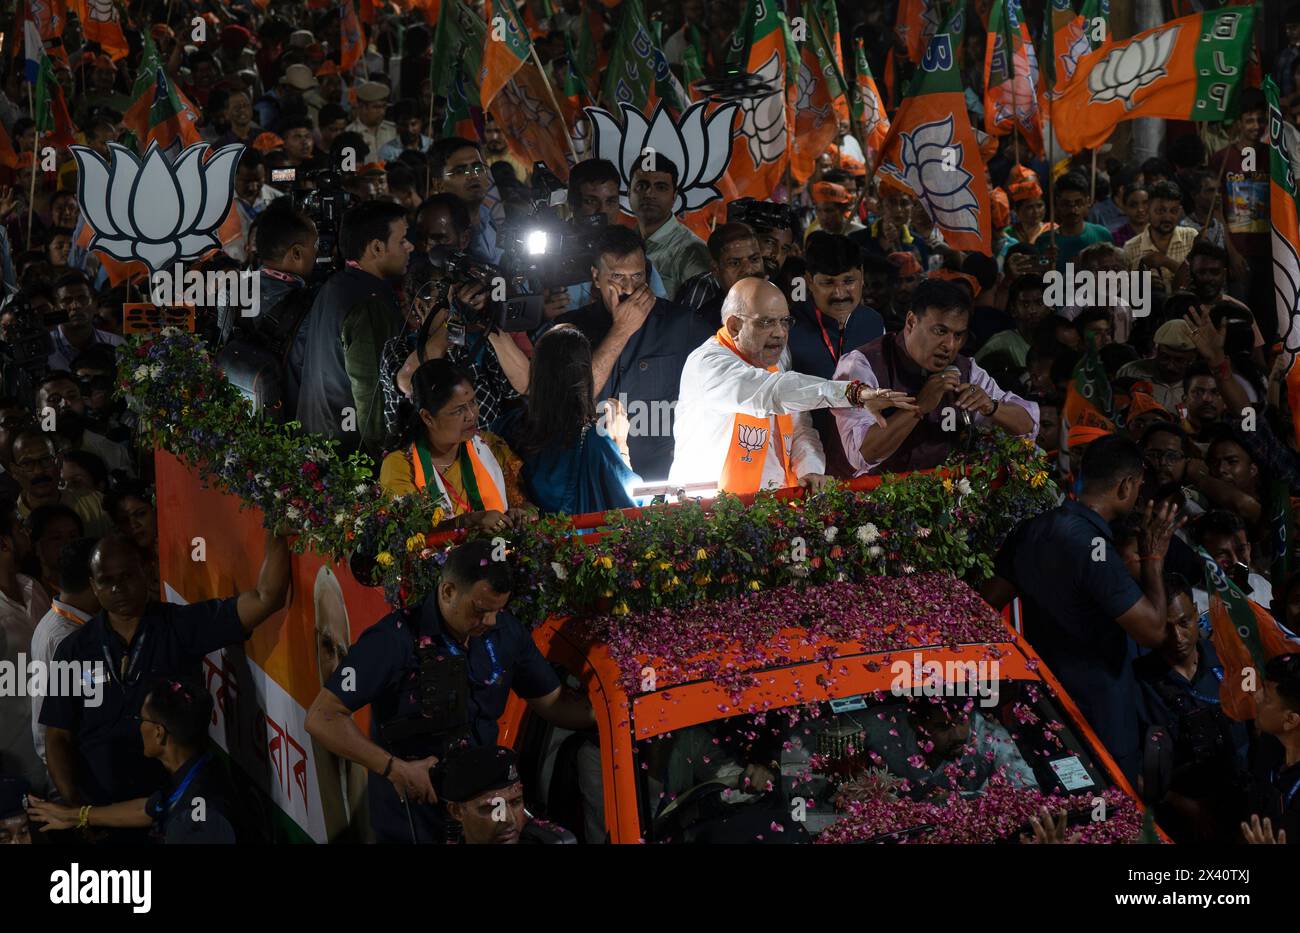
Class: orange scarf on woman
713,326,796,494
409,437,507,514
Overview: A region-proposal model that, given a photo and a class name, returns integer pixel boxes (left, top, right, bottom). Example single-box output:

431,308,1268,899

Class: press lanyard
102,626,149,689
441,632,502,686
814,308,846,364
164,752,213,813
1271,768,1300,809
50,604,87,627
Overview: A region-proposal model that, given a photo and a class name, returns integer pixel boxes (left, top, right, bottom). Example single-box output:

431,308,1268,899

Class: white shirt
668,337,854,490
29,598,93,766
1194,575,1273,619
0,574,52,793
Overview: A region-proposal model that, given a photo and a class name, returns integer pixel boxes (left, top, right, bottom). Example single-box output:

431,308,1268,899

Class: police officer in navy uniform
27,677,241,843
305,540,595,843
439,744,576,844
39,530,291,840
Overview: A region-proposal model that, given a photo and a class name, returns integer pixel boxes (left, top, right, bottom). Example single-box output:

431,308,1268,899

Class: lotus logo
796,58,833,130
584,100,738,214
1088,26,1180,110
738,51,787,168
879,116,981,236
71,140,244,273
1272,229,1300,354
737,424,768,462
87,0,119,25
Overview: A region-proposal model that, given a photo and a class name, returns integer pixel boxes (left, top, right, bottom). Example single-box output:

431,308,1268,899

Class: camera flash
525,230,548,255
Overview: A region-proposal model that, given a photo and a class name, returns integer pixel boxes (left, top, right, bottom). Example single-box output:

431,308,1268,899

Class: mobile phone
271,167,296,184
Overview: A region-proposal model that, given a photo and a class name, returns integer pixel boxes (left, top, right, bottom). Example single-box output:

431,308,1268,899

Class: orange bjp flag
724,0,792,204
339,0,366,72
479,0,532,111
1051,4,1257,155
874,4,991,254
75,0,130,61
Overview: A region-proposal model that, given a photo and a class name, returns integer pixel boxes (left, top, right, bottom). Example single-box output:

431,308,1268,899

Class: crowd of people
0,0,1297,846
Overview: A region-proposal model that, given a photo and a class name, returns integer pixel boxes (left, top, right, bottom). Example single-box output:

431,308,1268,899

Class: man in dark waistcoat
832,279,1039,475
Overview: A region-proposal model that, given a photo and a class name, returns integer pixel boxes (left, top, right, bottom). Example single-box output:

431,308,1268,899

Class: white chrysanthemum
857,523,880,544
551,562,568,581
958,478,973,496
868,545,884,558
133,365,149,382
823,526,839,543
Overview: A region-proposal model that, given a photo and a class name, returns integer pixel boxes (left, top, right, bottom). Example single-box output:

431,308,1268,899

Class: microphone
942,365,972,429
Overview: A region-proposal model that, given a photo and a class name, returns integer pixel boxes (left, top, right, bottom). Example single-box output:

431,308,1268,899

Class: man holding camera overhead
304,540,593,843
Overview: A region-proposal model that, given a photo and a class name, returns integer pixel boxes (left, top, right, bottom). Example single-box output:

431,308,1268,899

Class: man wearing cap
629,153,711,301
439,745,577,844
1117,320,1199,411
305,541,593,844
809,181,863,238
669,278,911,496
256,63,317,135
833,278,1038,476
347,81,398,166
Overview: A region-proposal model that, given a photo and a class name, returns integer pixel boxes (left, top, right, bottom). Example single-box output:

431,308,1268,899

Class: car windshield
635,680,1138,844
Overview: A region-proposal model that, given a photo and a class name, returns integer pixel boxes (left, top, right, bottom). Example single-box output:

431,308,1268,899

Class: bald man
668,279,914,495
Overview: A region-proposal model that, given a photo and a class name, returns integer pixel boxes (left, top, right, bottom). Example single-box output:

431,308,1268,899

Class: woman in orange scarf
379,359,533,533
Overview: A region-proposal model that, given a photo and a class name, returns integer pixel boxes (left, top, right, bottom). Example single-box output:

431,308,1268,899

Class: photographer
304,540,593,843
291,200,412,460
562,159,669,311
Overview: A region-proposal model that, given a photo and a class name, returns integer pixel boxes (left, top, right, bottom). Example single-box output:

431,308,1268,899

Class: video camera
728,197,798,234
426,247,543,347
500,161,605,292
0,299,53,399
289,168,354,281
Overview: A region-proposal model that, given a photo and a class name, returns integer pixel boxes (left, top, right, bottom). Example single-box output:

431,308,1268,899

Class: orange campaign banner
1050,5,1257,155
157,452,390,842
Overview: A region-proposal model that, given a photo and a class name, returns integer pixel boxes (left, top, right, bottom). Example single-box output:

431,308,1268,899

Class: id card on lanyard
814,309,846,366
102,628,149,691
440,632,502,686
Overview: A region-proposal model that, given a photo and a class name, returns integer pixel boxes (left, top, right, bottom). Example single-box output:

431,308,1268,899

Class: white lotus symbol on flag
739,51,787,168
880,116,981,235
1088,26,1180,110
1272,229,1300,355
584,100,738,214
72,140,244,273
796,58,833,130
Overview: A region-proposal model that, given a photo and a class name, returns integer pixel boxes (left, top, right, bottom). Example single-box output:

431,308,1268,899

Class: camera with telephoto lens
0,300,54,398
426,247,541,348
500,161,605,292
290,169,353,282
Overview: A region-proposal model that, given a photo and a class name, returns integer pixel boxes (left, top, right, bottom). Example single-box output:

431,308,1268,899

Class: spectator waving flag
983,0,1044,157
1051,4,1256,154
339,0,366,72
1197,546,1300,721
491,59,574,182
479,0,531,111
875,5,992,254
1063,334,1116,436
852,38,890,170
1266,76,1300,449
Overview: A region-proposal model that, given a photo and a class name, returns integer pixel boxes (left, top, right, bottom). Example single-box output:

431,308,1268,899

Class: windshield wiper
848,823,937,844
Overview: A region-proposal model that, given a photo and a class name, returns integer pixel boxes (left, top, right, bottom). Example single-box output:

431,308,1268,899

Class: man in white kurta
669,279,913,494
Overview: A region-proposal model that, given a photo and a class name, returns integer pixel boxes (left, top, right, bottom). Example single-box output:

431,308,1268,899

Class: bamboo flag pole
1089,147,1097,202
25,132,37,248
529,45,579,162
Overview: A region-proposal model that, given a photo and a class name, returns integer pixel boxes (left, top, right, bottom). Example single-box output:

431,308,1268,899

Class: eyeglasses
130,714,165,730
742,316,796,331
1144,450,1186,464
15,455,57,471
444,162,487,178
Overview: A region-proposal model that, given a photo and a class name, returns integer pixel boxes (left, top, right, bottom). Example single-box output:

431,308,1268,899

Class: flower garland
122,332,1059,625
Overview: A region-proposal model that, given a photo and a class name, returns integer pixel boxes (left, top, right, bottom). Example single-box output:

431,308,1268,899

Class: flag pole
1089,147,1097,202
528,45,579,162
25,133,38,249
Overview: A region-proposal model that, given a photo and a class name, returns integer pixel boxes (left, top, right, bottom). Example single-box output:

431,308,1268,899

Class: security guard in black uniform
305,540,595,843
439,745,576,844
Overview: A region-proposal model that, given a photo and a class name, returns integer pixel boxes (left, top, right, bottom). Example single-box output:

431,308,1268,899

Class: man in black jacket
290,201,412,459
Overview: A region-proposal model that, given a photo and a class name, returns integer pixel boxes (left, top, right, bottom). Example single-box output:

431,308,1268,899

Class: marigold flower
375,551,395,567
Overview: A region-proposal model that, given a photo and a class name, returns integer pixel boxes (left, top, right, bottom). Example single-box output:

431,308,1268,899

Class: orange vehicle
498,575,1151,844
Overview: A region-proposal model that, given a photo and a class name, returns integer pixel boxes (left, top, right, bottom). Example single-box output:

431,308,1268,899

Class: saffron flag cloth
29,0,65,40
1063,333,1116,435
479,0,531,111
1038,0,1089,100
983,0,1043,157
122,33,203,152
790,4,844,184
725,0,794,203
1051,4,1257,155
814,0,850,123
339,0,366,72
1266,76,1300,449
852,38,890,169
894,0,942,66
1198,546,1300,722
875,4,992,254
74,0,130,61
33,49,75,149
489,58,574,182
713,326,796,494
